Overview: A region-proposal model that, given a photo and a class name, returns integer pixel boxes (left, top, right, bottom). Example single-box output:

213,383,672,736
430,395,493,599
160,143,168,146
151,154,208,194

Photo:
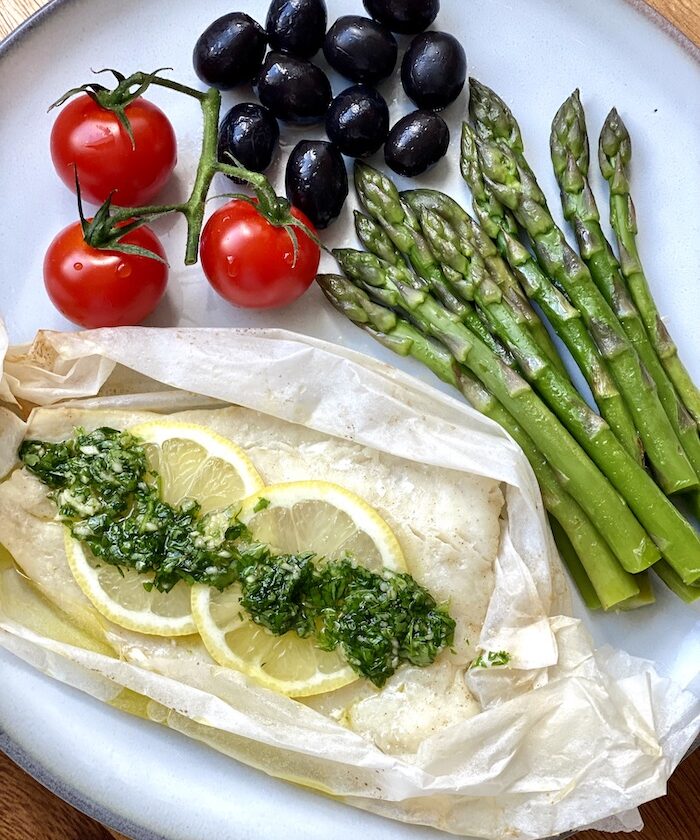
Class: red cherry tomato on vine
200,200,320,309
50,94,177,207
44,221,168,328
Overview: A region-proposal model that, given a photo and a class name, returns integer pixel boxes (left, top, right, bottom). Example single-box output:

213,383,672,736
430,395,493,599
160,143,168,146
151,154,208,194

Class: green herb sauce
470,650,511,669
20,427,455,686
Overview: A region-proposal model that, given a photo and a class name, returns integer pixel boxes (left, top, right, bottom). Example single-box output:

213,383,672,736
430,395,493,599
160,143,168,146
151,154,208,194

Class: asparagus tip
601,107,629,142
315,273,344,294
599,107,631,172
468,76,488,95
550,89,590,176
316,273,369,326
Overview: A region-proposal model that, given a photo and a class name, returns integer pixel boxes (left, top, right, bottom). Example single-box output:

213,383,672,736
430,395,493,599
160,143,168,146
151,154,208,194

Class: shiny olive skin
266,0,327,58
325,85,389,158
401,31,467,110
384,110,449,177
217,103,279,183
285,140,348,229
193,13,267,90
255,52,332,124
363,0,439,34
323,16,397,85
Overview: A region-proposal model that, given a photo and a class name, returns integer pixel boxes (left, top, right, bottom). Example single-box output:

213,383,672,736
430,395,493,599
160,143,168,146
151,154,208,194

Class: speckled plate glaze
0,2,698,838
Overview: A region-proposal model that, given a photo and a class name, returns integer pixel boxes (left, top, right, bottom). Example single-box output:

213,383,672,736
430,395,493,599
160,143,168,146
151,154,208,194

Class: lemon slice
65,420,264,636
191,481,406,697
128,420,264,515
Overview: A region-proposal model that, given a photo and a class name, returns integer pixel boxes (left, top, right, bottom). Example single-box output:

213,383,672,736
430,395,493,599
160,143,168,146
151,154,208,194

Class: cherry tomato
44,221,168,328
200,200,320,309
50,94,177,207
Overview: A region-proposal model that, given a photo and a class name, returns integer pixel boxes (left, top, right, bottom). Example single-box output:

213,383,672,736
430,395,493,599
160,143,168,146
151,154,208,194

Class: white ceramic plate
0,1,698,838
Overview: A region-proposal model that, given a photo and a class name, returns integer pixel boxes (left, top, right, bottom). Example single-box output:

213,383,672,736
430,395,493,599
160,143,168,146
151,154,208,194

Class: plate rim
1,0,698,59
0,2,697,840
0,730,165,840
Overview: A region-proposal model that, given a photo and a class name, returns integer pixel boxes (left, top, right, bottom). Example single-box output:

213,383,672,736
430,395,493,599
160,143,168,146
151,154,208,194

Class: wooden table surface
0,1,698,839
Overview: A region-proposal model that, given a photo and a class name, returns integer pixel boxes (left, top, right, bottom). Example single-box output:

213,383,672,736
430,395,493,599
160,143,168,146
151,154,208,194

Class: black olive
217,103,279,183
401,31,467,110
193,13,267,90
384,110,449,177
266,0,327,58
255,52,332,124
285,140,348,229
363,0,439,34
325,86,390,159
323,16,397,85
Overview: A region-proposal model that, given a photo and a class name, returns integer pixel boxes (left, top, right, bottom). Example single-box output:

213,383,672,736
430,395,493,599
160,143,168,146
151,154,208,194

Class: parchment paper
1,322,698,840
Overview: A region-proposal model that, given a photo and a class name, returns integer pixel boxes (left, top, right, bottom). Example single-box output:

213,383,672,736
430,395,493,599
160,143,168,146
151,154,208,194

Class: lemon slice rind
191,584,358,697
236,481,406,572
65,530,198,636
127,419,264,501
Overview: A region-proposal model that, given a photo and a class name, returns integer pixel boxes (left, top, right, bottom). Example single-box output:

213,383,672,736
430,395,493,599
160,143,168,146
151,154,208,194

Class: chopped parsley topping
470,650,511,669
20,427,455,686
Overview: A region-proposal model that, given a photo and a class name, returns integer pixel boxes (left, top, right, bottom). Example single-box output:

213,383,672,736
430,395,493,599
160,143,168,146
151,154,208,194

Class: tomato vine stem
57,70,312,266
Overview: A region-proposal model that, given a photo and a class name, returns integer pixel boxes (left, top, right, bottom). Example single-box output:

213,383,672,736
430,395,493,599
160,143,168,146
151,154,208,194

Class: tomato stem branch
146,75,208,103
182,87,222,263
70,70,309,266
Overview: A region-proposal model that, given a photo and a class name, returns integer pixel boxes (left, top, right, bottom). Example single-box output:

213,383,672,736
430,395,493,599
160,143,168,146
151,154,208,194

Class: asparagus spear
382,198,550,381
469,79,698,495
617,572,656,611
354,163,474,311
461,121,519,242
548,518,602,610
355,208,521,366
461,122,643,464
412,206,697,582
354,161,554,372
414,204,642,463
317,273,639,608
354,210,405,267
599,108,700,425
551,91,700,493
329,249,664,574
403,186,643,463
354,208,518,373
334,247,700,583
654,562,700,604
399,190,558,364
